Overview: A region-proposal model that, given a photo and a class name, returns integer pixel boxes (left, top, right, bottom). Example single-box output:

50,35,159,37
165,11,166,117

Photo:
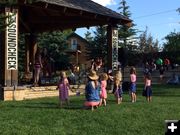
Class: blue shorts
146,86,152,97
130,83,136,93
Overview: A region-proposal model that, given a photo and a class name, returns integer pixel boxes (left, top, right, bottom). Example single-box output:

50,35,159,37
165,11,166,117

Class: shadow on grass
7,103,60,109
6,99,86,110
154,94,180,97
63,105,84,110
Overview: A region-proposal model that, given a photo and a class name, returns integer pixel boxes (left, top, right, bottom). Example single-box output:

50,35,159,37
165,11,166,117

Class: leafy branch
177,8,180,14
0,0,36,31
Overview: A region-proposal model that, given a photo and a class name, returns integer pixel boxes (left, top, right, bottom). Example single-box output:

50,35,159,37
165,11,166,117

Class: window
71,39,77,50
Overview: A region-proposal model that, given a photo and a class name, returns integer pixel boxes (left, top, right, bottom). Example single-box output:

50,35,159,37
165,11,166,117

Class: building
66,33,91,70
0,0,131,100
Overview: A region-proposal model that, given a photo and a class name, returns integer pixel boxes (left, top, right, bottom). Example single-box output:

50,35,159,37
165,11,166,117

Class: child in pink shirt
144,73,152,102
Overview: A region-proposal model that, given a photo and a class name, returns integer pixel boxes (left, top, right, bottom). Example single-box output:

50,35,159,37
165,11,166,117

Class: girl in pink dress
57,71,70,107
99,73,108,106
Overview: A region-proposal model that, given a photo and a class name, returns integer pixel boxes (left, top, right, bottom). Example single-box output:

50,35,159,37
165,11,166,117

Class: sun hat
88,70,99,80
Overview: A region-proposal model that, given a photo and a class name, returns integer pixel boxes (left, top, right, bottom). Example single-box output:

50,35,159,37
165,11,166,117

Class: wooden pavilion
0,0,131,100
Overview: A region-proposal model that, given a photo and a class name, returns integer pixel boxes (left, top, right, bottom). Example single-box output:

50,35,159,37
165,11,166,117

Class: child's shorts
130,82,136,93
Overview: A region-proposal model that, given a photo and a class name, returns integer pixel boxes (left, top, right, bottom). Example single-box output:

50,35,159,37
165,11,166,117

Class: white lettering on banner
6,9,18,70
112,29,118,71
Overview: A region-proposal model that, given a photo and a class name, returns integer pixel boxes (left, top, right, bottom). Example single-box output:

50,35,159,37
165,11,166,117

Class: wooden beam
19,16,31,32
24,0,27,4
80,10,83,15
107,25,112,70
94,14,98,19
20,3,108,19
63,7,67,13
29,20,107,28
45,3,48,8
30,21,107,33
26,15,109,24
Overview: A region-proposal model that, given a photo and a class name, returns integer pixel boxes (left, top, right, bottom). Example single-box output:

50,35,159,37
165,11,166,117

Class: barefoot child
144,73,152,102
57,71,70,107
130,67,137,103
99,73,108,106
113,71,123,104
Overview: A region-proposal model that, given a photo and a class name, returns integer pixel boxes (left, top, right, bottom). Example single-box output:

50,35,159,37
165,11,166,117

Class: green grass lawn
0,84,180,135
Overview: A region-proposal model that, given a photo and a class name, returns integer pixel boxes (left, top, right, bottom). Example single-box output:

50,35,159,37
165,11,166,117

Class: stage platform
2,85,86,101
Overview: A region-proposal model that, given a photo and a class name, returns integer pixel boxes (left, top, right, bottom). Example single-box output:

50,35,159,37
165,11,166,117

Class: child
99,73,108,106
113,71,123,104
144,73,152,102
57,71,70,107
130,67,137,103
84,70,100,111
34,47,43,86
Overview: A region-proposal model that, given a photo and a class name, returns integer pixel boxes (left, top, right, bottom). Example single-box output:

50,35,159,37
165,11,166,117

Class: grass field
0,84,180,135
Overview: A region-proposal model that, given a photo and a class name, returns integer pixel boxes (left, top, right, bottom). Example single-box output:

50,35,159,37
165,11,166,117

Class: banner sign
6,8,18,70
112,28,118,71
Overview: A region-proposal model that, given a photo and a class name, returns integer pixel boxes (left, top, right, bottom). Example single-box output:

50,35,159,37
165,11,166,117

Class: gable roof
67,32,90,45
38,0,130,22
18,0,132,32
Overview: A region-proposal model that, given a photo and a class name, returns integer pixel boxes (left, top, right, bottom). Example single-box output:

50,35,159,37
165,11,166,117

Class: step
70,84,85,93
24,86,76,100
31,86,57,91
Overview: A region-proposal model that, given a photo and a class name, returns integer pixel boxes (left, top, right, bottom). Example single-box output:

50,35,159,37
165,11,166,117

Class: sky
76,0,180,45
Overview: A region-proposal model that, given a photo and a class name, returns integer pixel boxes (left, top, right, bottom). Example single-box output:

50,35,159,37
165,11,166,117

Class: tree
153,39,159,52
177,8,180,14
163,31,180,52
117,0,138,51
162,31,180,64
18,34,26,73
0,0,15,31
84,31,93,43
138,27,148,53
85,26,108,61
37,30,73,70
138,27,160,53
17,30,73,74
84,30,94,60
93,26,107,58
0,0,35,31
146,33,153,53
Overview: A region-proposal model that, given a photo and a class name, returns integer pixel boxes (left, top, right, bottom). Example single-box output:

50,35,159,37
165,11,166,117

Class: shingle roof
38,0,131,22
67,32,89,44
